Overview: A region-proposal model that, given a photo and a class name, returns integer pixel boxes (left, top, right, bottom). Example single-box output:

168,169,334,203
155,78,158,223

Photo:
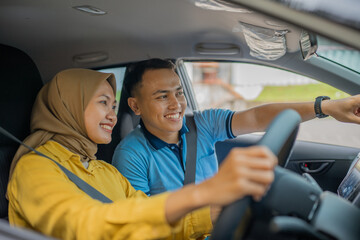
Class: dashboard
338,153,360,205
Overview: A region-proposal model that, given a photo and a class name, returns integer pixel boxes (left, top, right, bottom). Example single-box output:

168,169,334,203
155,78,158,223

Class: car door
215,136,360,193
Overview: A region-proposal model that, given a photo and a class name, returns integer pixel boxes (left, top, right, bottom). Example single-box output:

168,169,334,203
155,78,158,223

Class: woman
7,68,276,239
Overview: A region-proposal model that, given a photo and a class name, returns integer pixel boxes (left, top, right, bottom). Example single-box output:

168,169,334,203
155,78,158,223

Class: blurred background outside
184,60,360,148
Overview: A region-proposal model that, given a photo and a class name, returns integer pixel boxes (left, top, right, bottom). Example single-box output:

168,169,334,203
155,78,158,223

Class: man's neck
141,123,180,144
153,130,180,144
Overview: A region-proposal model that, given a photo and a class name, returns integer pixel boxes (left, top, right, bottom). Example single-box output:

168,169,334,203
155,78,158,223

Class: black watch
314,96,330,118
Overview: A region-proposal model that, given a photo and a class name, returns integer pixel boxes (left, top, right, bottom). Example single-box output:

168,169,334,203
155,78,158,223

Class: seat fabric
0,44,43,219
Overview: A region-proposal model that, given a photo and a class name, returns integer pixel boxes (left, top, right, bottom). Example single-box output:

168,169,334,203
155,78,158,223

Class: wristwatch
314,96,330,118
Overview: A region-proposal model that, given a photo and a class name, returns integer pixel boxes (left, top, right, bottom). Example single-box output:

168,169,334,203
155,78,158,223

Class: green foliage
254,83,349,102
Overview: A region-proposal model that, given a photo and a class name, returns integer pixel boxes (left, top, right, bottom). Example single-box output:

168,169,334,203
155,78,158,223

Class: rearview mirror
299,31,318,60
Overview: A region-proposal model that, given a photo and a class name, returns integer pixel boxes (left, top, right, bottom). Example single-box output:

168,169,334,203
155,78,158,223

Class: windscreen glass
316,36,360,74
269,0,360,30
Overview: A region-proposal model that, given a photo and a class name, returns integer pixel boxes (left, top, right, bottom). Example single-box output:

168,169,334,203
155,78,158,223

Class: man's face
128,68,187,142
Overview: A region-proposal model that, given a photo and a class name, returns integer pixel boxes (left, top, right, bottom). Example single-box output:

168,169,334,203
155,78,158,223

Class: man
112,58,360,196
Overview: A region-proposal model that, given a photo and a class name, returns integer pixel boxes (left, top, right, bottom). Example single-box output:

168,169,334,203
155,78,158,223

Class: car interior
0,0,360,239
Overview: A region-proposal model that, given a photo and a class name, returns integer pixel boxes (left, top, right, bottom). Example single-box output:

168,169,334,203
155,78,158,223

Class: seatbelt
183,114,197,185
0,126,112,203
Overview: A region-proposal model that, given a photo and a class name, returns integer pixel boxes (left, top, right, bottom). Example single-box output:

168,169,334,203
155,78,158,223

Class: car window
97,67,126,113
183,61,360,148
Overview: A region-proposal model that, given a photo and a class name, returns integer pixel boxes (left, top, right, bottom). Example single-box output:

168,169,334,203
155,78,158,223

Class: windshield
316,36,360,74
269,0,360,30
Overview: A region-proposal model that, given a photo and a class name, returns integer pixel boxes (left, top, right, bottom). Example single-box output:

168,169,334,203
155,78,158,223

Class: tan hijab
9,68,116,179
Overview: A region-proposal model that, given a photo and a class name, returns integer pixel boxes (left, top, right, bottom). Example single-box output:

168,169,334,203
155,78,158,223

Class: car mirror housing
300,30,318,60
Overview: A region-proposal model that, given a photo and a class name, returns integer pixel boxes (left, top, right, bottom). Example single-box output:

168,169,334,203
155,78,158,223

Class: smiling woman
84,80,117,145
9,69,117,170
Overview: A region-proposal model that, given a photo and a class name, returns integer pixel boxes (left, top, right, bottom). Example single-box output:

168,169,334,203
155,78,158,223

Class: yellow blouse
7,141,212,240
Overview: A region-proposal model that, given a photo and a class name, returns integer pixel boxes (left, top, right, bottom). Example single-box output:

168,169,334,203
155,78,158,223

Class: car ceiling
0,0,304,82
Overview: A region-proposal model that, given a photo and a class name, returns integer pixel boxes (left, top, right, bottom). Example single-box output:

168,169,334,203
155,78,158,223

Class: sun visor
239,22,288,61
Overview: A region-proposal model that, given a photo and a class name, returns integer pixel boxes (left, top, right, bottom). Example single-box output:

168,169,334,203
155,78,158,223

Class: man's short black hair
123,58,176,98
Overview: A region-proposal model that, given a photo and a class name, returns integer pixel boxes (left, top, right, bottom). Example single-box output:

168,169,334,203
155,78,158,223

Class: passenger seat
0,44,43,219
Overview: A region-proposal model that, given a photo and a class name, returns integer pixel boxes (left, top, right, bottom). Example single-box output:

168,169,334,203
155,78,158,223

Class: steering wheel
211,109,302,240
259,110,299,167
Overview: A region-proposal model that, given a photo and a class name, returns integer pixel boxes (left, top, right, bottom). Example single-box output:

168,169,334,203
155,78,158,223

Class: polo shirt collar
140,118,189,150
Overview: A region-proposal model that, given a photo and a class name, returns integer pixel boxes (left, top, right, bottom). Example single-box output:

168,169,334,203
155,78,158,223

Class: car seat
0,44,43,219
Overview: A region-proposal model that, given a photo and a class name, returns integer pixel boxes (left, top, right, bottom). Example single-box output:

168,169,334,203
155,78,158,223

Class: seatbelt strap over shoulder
0,126,113,203
184,114,197,185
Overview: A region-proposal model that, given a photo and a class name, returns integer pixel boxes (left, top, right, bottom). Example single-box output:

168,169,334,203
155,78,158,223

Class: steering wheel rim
257,110,300,167
211,109,301,240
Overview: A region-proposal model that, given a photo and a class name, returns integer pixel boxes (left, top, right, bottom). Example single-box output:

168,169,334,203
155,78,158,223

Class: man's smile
165,113,181,119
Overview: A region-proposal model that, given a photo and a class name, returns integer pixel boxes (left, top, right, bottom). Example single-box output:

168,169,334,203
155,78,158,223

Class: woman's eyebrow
100,94,111,99
100,94,117,103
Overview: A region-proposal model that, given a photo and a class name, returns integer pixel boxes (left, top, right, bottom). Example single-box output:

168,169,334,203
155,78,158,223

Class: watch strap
314,96,330,118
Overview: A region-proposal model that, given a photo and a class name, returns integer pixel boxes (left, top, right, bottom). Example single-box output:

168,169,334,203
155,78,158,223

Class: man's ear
128,97,141,115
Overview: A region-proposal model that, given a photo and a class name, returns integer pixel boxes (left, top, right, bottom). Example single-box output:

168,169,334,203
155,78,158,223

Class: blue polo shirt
112,109,235,195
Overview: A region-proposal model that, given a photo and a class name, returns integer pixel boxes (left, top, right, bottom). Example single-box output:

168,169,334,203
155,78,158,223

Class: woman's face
84,80,117,144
